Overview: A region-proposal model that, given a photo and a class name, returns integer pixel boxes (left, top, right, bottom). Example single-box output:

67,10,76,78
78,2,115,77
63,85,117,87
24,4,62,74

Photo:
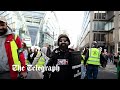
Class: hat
57,34,70,46
0,16,7,23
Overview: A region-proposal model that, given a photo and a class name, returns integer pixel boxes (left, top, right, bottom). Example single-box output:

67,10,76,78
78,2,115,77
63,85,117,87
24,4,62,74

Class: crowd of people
80,44,120,79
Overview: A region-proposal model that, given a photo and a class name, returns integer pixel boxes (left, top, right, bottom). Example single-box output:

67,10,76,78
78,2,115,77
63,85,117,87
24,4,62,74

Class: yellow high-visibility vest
36,52,45,68
10,34,21,71
87,48,100,65
81,55,85,64
26,60,30,65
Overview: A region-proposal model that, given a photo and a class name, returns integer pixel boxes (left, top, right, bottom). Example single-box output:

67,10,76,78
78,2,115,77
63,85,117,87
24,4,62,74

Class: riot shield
71,51,81,79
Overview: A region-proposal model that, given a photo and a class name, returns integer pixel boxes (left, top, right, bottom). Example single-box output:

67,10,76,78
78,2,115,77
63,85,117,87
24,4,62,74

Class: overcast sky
55,11,84,48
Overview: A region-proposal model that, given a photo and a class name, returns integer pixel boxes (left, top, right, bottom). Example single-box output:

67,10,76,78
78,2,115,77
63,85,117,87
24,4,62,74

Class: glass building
22,11,60,48
21,11,46,47
0,11,32,47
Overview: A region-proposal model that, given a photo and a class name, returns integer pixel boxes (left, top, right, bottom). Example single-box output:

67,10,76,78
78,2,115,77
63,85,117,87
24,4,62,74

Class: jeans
81,64,86,79
86,64,99,79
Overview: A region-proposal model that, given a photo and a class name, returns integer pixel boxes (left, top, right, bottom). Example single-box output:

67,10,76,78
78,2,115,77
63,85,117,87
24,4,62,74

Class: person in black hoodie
43,34,74,80
100,51,107,68
28,48,38,64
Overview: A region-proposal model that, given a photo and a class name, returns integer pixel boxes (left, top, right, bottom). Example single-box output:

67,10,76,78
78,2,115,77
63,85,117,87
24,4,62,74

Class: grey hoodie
0,28,13,73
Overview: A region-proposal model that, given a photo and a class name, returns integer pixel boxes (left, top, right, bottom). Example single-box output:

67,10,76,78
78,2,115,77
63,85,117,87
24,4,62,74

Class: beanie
57,34,70,46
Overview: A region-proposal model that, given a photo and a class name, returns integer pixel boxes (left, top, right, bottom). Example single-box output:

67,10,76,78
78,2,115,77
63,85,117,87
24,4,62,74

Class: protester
43,34,74,80
84,42,106,79
0,16,27,79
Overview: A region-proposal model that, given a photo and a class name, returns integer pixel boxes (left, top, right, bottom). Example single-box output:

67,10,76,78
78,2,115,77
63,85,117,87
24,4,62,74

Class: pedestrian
116,52,120,79
41,46,48,56
84,41,105,79
27,47,33,64
31,47,48,79
43,34,74,80
32,47,49,67
46,45,52,58
28,47,38,64
113,52,119,67
81,48,87,79
22,42,30,65
41,46,50,65
0,16,27,79
100,51,107,68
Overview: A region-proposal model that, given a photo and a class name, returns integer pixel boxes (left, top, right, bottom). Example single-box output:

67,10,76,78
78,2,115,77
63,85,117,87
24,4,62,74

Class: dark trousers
0,71,11,79
86,64,99,79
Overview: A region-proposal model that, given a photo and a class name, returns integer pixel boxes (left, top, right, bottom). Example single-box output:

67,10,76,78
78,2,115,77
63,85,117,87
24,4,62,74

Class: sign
22,37,32,47
71,51,81,79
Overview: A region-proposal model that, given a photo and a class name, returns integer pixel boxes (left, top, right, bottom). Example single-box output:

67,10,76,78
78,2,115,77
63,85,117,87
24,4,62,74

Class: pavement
97,62,117,79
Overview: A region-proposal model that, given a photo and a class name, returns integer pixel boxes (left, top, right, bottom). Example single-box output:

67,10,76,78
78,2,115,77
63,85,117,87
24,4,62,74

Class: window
94,13,97,19
94,33,100,41
98,21,105,30
94,33,105,41
104,21,113,31
102,13,106,19
26,17,32,22
94,22,97,30
104,22,109,30
33,18,41,23
94,21,105,30
94,12,106,19
98,13,102,19
101,34,105,41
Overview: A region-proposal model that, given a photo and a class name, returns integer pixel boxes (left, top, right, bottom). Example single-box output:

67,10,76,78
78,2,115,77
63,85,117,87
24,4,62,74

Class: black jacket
43,48,74,80
46,47,51,58
28,52,37,64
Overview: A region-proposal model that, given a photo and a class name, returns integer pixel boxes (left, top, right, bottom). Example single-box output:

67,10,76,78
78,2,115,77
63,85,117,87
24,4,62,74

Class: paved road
97,62,117,79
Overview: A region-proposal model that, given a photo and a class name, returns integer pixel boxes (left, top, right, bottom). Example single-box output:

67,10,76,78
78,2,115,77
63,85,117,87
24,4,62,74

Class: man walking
0,16,27,79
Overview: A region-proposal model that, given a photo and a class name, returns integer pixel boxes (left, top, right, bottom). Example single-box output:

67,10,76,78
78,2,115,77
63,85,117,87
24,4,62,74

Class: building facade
22,11,46,47
79,11,120,53
105,11,120,53
42,11,60,48
79,11,107,51
22,11,60,49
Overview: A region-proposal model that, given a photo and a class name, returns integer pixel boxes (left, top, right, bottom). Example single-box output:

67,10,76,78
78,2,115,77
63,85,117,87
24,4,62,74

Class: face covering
0,28,7,36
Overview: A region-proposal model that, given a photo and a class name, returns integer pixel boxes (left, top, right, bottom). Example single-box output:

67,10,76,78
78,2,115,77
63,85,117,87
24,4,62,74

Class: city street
0,11,120,79
97,62,117,79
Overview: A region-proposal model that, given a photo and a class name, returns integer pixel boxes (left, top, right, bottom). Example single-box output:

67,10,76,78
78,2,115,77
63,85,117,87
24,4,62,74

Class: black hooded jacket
43,48,74,80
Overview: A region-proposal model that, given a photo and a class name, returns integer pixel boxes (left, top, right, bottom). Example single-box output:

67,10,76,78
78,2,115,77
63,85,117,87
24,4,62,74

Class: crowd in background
22,42,52,65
